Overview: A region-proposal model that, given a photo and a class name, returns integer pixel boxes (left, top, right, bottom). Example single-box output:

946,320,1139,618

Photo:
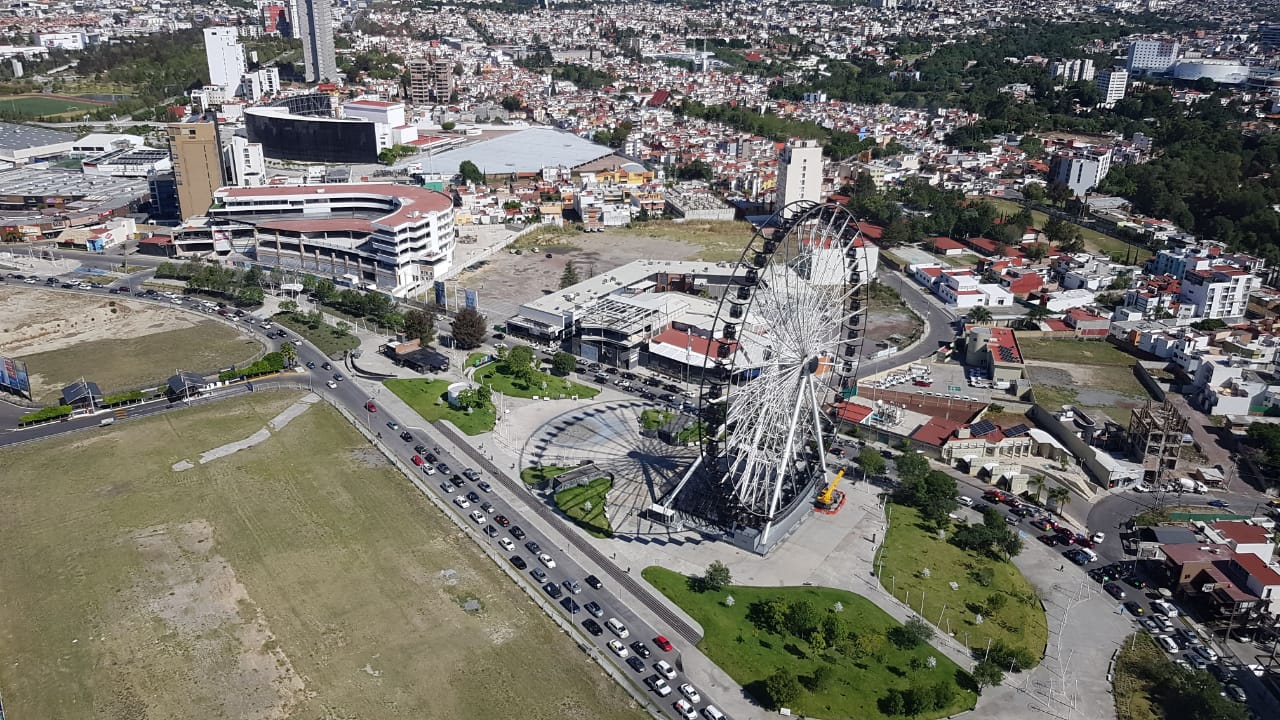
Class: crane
815,468,847,512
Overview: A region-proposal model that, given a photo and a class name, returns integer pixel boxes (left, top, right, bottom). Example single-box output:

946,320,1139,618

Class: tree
403,308,436,344
504,345,537,384
1024,242,1049,262
1027,474,1047,503
703,560,732,592
1021,304,1052,329
747,599,788,635
1024,183,1046,204
857,446,885,478
1047,485,1072,517
1046,181,1073,206
559,262,580,289
762,668,803,709
458,159,484,185
500,95,522,112
880,218,913,247
279,300,298,313
972,659,1005,692
894,451,929,486
888,616,934,649
551,351,576,376
784,599,821,638
279,342,297,365
450,307,487,349
967,306,993,323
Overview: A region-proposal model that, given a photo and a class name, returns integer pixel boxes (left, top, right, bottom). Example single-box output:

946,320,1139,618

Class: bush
218,351,285,381
702,560,732,592
762,668,803,709
19,405,73,423
888,617,934,650
985,640,1035,672
102,390,145,406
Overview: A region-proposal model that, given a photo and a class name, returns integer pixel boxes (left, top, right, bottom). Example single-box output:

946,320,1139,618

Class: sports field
0,390,647,720
0,93,107,117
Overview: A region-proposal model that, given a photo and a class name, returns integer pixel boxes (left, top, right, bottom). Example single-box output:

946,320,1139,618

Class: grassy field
1017,338,1139,366
876,504,1048,664
0,93,106,117
620,220,756,261
983,198,1152,262
0,390,646,720
474,362,599,400
384,378,496,434
18,322,261,402
553,477,613,538
1113,633,1166,720
272,311,360,358
520,464,575,486
644,567,977,720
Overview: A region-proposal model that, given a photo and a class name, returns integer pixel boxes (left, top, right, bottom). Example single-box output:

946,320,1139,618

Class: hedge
102,390,146,406
217,351,285,382
19,405,73,423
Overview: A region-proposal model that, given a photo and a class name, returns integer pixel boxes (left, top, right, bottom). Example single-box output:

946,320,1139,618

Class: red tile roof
931,236,964,251
1232,553,1280,587
911,417,962,447
1213,521,1271,545
833,401,873,424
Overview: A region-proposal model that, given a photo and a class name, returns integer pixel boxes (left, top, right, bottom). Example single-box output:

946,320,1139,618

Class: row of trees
891,451,961,528
157,261,265,306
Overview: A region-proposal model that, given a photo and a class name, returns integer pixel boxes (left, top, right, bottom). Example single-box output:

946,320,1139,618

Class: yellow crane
816,468,846,509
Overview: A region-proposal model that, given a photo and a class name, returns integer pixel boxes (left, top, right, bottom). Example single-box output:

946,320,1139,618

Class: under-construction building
407,56,454,105
1125,401,1189,482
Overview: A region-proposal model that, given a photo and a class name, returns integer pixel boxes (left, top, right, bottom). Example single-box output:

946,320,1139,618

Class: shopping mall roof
426,127,615,176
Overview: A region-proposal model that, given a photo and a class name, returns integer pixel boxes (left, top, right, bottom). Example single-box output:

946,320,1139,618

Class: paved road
1085,486,1276,564
859,269,959,378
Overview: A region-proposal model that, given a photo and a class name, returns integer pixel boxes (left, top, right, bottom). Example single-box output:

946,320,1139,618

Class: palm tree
1047,485,1071,517
280,342,297,365
1028,474,1047,504
968,306,993,324
1021,305,1052,330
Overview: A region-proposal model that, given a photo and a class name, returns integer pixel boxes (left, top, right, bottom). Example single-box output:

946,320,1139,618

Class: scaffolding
1125,401,1188,484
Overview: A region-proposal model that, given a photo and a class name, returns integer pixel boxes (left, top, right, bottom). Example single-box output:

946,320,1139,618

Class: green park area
644,567,978,719
383,379,495,435
273,312,361,358
984,198,1152,263
553,477,613,538
876,504,1047,666
520,464,573,487
1017,338,1139,366
1113,632,1248,720
473,350,598,400
0,94,106,118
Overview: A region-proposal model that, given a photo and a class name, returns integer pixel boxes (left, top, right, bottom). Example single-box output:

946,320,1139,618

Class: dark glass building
245,95,380,164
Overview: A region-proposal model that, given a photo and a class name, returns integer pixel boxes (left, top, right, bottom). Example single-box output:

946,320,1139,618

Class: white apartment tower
1096,68,1128,107
298,0,338,83
222,135,266,187
1126,40,1180,75
776,138,823,218
204,27,246,90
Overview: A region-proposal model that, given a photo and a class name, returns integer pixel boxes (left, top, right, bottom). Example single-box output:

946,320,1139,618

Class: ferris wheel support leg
661,453,703,513
806,373,832,481
760,375,812,549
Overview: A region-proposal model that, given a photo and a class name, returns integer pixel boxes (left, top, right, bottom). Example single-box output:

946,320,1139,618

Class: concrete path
172,393,320,471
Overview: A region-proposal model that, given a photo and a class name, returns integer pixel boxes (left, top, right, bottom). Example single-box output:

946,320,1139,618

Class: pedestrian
1058,564,1064,571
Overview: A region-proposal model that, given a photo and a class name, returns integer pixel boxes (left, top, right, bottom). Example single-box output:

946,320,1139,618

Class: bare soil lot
0,286,260,400
0,390,647,720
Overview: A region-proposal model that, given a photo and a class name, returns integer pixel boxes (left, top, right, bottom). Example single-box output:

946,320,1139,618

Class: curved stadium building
245,94,380,164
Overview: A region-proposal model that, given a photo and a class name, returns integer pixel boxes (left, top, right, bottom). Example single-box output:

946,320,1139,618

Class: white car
325,380,337,389
607,639,629,658
678,683,701,704
957,496,974,507
1155,635,1179,653
655,659,677,680
648,676,672,696
453,496,470,509
673,699,697,720
423,465,437,475
537,553,556,568
1091,532,1106,544
498,537,514,551
468,510,484,524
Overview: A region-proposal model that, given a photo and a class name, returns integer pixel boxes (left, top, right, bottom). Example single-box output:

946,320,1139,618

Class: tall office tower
299,0,338,83
204,26,246,90
775,138,824,218
166,117,226,219
1096,68,1129,107
1126,40,1179,75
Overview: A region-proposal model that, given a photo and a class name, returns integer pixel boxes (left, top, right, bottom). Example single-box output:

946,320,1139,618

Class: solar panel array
970,420,998,437
997,347,1018,363
1003,423,1030,438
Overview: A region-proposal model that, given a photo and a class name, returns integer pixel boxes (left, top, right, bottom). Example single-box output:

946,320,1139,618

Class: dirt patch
126,520,304,720
351,447,389,467
0,285,204,354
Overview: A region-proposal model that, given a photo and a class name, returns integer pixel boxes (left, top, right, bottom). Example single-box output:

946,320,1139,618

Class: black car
484,525,498,537
663,383,681,393
306,361,316,369
510,555,527,570
61,283,75,289
437,463,451,475
560,596,580,614
510,526,526,540
644,377,662,387
542,582,563,599
659,393,676,403
582,619,604,636
400,431,414,442
626,656,646,673
583,601,604,618
425,453,438,464
414,444,428,455
525,541,542,555
605,367,619,375
629,641,651,658
585,574,603,590
466,491,480,503
531,568,547,583
450,475,465,489
1123,600,1144,616
477,481,492,493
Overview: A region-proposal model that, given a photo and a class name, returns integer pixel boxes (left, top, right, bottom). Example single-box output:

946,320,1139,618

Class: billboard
434,280,446,308
0,356,32,397
464,288,478,311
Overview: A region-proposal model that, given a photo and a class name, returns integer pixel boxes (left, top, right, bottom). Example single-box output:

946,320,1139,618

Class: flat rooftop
0,121,75,151
0,167,148,198
426,127,615,175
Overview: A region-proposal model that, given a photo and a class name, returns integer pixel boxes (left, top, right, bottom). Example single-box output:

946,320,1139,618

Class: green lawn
875,504,1047,665
520,465,574,487
1017,338,1138,366
0,94,104,117
644,567,977,720
554,477,613,538
640,408,674,430
273,312,361,358
474,362,598,400
983,198,1152,262
383,379,495,435
1114,633,1164,720
465,351,492,368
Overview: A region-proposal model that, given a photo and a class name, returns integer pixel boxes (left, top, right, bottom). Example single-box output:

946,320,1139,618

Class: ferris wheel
681,200,871,550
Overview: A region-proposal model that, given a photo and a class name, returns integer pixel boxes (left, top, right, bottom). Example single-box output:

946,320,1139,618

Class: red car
365,401,377,412
913,380,932,387
411,455,424,466
653,635,673,652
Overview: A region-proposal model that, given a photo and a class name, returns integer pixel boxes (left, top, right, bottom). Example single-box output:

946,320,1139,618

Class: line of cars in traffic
389,421,728,720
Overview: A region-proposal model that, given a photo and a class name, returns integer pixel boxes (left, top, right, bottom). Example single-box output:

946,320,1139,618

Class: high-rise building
1049,58,1095,83
1048,147,1112,198
166,118,225,219
1126,40,1179,75
775,138,824,218
1096,68,1128,107
1261,23,1280,48
203,27,246,90
222,136,266,187
298,0,338,83
408,56,454,105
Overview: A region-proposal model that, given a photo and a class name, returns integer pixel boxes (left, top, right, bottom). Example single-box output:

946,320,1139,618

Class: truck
1177,478,1208,494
